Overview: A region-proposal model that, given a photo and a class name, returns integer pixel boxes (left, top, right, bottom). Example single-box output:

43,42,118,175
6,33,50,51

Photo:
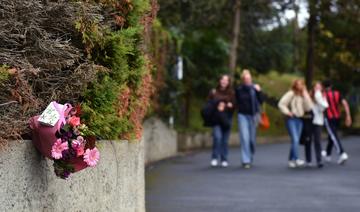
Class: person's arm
342,99,352,127
302,89,314,111
314,91,328,110
254,84,264,104
278,91,293,116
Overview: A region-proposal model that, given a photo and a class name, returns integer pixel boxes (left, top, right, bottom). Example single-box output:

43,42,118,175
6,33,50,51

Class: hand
288,112,294,117
217,102,225,112
303,88,310,98
254,84,261,91
227,102,233,108
345,115,352,127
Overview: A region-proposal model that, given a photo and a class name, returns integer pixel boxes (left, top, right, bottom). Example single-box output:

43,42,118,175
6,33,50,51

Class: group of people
205,69,352,169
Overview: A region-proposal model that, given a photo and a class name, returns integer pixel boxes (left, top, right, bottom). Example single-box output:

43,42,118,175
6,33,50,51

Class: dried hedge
0,0,159,141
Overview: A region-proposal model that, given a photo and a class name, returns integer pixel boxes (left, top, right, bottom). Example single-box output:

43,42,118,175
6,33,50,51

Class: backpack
201,99,218,127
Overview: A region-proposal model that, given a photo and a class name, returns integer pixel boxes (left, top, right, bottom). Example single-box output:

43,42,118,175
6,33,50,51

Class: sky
267,0,309,30
283,0,309,28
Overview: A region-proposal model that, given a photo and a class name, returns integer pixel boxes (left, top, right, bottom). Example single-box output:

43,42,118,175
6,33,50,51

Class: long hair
291,79,305,95
216,74,233,93
310,81,324,100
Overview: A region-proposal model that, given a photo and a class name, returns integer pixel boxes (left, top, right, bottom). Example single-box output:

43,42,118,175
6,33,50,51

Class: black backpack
201,100,218,127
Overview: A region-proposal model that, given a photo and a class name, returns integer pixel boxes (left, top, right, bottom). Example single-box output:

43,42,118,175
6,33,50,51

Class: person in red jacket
322,80,352,165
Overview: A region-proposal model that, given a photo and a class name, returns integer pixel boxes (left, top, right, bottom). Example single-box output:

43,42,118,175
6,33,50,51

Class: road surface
146,136,360,212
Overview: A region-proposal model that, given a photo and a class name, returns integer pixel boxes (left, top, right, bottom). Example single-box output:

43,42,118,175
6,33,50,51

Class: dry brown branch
0,0,104,141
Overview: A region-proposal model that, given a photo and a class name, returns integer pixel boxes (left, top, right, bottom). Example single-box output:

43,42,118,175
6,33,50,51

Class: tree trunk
292,0,299,73
229,0,241,76
305,0,318,88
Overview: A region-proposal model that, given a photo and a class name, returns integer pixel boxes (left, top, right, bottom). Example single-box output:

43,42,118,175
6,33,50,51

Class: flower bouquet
30,102,100,179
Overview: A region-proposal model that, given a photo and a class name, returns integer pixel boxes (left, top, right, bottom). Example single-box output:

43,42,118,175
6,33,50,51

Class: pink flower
71,140,80,149
76,146,85,157
72,137,85,157
77,136,84,143
51,139,69,159
83,147,100,167
68,116,81,127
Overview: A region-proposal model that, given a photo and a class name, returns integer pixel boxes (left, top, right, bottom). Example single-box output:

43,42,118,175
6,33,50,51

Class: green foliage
77,0,152,139
0,65,10,83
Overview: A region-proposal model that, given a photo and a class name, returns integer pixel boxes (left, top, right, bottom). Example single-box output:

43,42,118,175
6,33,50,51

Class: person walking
321,80,352,164
208,75,235,167
235,70,264,169
278,79,313,168
303,82,328,168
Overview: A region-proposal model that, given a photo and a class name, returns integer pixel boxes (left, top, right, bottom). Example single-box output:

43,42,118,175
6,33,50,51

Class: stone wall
178,132,289,151
0,140,145,212
143,117,178,164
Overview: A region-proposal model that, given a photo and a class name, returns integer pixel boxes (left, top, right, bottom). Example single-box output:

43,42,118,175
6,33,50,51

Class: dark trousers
304,125,322,164
324,118,345,155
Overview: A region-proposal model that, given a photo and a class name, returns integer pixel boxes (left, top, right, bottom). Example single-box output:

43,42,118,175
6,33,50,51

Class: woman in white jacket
304,82,329,168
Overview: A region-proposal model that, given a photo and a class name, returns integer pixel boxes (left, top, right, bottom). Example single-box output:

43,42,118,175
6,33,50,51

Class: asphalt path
146,136,360,212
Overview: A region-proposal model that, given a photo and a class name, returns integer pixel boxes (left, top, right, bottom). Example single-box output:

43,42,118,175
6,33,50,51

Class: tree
305,0,319,88
229,0,241,75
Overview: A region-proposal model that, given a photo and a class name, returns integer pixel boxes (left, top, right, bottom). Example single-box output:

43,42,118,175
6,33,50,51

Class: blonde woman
278,79,313,168
235,70,264,169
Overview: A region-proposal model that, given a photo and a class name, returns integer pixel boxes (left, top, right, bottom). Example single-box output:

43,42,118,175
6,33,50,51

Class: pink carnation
72,137,85,157
68,116,81,127
83,147,100,167
76,146,85,157
51,139,69,159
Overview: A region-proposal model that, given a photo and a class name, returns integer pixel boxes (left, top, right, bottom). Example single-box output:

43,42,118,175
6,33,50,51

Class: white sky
266,0,309,30
283,0,309,28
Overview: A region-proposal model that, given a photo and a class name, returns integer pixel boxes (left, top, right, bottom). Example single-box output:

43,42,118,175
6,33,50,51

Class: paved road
146,137,360,212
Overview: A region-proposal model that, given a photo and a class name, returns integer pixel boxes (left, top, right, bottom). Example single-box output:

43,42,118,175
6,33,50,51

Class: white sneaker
221,161,229,167
338,153,349,165
211,159,218,167
295,159,305,167
288,161,296,168
321,150,331,162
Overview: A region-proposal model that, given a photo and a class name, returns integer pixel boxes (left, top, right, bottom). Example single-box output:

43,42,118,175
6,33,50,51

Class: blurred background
151,0,360,136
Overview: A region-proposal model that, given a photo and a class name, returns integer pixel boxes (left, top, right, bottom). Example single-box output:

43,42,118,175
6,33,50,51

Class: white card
38,102,62,127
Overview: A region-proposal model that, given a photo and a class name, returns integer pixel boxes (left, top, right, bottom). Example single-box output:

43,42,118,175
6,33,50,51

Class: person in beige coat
278,79,313,168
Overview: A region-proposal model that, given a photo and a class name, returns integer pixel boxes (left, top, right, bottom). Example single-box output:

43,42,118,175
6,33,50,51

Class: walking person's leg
313,125,323,167
238,114,252,167
286,117,303,167
220,127,231,167
330,118,348,164
303,119,313,165
249,115,257,163
294,118,303,161
304,140,312,164
211,125,222,166
323,117,334,161
329,119,344,154
286,118,297,161
324,118,348,164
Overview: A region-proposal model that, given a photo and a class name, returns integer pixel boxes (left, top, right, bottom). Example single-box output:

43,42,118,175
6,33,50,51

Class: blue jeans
212,125,231,162
286,117,303,161
238,113,257,164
